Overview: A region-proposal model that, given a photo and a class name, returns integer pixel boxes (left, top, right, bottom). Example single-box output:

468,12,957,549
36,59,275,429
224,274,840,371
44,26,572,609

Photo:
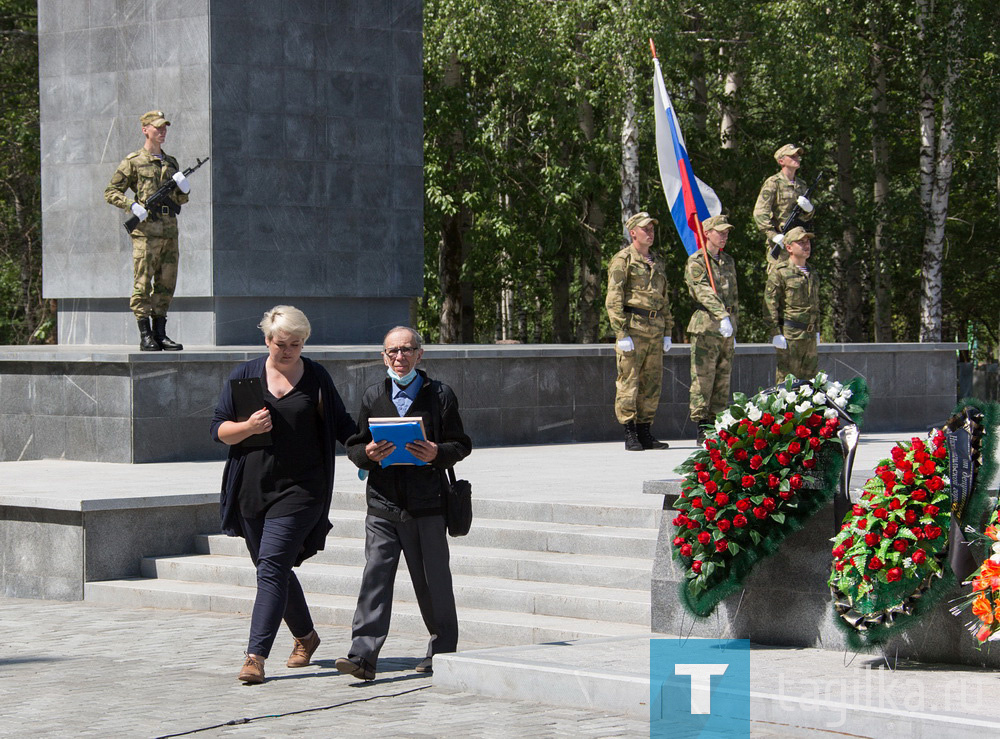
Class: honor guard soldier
765,227,821,384
685,215,739,444
605,211,673,451
105,110,190,351
753,144,814,267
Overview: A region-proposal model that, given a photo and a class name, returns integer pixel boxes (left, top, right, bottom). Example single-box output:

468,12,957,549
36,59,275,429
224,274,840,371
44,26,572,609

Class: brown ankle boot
287,630,320,668
238,653,265,684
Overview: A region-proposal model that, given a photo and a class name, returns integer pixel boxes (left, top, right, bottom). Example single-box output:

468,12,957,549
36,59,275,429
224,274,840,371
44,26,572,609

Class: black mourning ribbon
944,407,983,581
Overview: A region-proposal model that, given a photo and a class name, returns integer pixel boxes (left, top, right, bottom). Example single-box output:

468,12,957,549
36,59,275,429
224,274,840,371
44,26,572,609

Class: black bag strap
427,379,458,485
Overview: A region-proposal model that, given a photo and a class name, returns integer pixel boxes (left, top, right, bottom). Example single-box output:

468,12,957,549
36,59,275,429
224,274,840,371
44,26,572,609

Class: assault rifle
769,169,824,260
123,156,209,234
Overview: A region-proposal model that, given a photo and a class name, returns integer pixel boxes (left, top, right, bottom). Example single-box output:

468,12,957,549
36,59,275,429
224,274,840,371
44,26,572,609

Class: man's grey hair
383,326,423,349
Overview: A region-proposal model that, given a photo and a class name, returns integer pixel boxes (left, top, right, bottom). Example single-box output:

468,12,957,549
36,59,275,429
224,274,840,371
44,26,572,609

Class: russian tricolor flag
652,57,722,255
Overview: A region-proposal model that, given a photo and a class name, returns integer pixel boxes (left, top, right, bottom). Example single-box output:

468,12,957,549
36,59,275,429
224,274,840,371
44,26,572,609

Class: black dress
239,364,326,520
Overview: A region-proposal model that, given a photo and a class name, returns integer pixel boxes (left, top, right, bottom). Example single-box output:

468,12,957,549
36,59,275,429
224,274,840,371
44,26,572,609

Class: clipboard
231,377,272,447
369,417,428,466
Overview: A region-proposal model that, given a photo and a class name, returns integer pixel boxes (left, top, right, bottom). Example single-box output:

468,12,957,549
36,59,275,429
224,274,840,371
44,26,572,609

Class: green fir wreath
828,398,1000,649
671,373,869,618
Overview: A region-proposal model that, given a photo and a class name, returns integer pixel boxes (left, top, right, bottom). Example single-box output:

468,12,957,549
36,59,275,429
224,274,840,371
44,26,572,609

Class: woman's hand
366,439,396,462
406,440,439,463
246,407,272,435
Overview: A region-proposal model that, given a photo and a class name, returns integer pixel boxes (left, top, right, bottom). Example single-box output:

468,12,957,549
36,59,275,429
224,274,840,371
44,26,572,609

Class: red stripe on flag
676,158,706,252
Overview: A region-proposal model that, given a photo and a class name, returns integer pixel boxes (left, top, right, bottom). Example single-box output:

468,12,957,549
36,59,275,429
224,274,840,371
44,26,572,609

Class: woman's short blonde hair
259,305,311,342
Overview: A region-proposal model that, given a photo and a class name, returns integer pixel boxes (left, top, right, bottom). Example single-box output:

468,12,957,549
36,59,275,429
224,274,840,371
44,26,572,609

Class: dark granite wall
0,343,961,463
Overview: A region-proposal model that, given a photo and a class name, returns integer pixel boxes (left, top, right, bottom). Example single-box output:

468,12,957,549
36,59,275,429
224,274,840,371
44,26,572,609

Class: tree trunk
720,68,740,150
870,30,893,342
438,53,467,344
551,239,572,343
917,0,963,343
833,126,865,341
576,87,604,343
620,63,639,243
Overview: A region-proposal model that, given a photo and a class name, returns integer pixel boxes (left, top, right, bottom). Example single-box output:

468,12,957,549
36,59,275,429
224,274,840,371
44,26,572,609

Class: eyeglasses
383,346,418,357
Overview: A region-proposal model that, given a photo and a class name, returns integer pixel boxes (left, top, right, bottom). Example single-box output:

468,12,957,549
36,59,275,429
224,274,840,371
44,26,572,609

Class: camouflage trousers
130,234,178,318
614,336,663,424
689,333,734,423
775,336,817,384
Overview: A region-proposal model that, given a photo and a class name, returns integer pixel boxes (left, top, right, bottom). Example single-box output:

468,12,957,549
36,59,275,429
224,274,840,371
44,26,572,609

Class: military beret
702,215,735,233
784,226,814,243
625,212,658,231
140,110,170,127
774,144,803,162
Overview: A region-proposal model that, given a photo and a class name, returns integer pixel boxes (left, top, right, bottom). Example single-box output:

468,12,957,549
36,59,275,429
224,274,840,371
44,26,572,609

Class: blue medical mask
387,366,418,386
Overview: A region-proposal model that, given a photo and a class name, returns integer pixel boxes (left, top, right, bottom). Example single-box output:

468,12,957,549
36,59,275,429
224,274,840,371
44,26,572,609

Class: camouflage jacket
605,244,672,340
684,248,738,336
752,172,813,242
764,262,821,340
104,148,189,238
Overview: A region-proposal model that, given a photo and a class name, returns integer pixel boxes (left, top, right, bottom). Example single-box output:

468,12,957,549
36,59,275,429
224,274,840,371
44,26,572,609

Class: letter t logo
674,663,728,714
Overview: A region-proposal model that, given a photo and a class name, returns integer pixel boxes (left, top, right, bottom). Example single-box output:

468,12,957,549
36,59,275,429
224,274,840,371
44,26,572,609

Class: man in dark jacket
336,326,472,680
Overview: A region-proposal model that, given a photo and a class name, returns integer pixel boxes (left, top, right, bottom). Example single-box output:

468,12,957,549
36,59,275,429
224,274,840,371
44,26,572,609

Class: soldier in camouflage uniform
605,212,673,451
753,144,814,268
105,110,190,351
765,227,821,384
685,215,738,444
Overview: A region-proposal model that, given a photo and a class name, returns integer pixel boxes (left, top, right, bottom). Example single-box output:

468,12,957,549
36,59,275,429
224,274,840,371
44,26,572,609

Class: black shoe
415,657,433,674
335,656,375,681
137,317,161,351
637,422,669,450
151,316,183,350
624,421,644,452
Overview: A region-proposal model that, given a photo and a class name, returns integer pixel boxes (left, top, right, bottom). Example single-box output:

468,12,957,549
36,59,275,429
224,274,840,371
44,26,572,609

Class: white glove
130,202,148,221
719,317,733,338
816,332,821,344
172,171,191,194
772,335,788,350
796,195,814,213
663,337,672,352
771,233,784,245
616,336,634,352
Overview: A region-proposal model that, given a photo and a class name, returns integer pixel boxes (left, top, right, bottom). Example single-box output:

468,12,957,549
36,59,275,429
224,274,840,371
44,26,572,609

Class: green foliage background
422,0,1000,350
0,1,997,348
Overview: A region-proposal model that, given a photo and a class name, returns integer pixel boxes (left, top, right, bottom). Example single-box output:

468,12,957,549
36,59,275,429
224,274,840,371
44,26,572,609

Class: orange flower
982,560,1000,591
978,624,993,642
986,524,999,542
994,600,1000,623
973,594,994,625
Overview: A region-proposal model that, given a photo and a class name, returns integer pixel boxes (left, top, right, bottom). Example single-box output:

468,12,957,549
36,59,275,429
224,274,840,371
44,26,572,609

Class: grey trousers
348,513,458,667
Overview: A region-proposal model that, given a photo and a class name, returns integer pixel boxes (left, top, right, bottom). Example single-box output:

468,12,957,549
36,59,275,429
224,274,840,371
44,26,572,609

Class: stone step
84,579,652,646
330,489,661,529
323,510,657,559
139,554,651,625
195,534,654,590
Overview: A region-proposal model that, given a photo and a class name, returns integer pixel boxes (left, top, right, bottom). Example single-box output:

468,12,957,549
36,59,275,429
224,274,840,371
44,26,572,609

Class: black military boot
137,317,161,351
152,316,183,350
694,420,710,446
624,421,644,452
637,422,669,450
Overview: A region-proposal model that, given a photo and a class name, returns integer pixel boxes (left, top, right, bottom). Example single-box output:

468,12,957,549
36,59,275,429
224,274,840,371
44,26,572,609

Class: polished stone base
0,342,961,463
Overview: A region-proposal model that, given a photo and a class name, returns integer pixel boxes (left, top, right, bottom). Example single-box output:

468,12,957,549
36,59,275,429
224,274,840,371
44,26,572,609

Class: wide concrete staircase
85,491,659,645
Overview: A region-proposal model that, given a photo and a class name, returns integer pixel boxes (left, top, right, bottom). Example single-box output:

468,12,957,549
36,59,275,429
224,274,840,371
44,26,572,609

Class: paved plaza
3,434,998,737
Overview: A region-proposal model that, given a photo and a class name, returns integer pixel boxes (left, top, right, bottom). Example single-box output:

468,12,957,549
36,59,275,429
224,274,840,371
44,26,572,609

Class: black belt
625,306,661,319
782,318,812,331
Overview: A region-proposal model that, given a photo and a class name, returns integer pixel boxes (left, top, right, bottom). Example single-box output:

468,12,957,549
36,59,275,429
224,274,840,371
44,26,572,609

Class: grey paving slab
0,596,647,738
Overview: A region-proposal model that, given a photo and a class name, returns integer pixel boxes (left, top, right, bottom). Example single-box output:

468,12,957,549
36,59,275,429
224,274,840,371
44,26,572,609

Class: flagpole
649,38,717,294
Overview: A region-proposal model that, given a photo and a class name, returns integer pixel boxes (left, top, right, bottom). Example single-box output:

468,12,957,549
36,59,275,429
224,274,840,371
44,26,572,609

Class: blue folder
368,417,428,467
